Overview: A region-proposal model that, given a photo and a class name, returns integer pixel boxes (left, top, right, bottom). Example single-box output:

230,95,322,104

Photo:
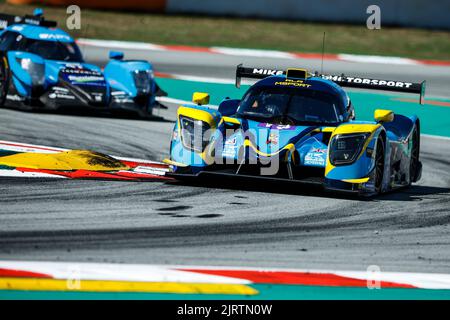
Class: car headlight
16,58,45,86
329,133,370,165
133,70,152,95
179,116,211,153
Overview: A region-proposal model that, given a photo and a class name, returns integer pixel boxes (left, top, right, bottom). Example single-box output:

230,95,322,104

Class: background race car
166,66,425,196
0,9,166,117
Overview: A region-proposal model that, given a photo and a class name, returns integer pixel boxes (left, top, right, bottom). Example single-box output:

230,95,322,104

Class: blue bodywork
0,11,163,117
168,72,422,196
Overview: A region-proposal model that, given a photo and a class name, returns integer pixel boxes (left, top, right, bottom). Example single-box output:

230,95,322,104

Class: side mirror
374,109,394,123
192,92,210,105
218,99,240,116
109,51,124,60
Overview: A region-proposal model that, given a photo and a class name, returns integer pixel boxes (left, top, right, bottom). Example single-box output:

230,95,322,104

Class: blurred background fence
7,0,450,30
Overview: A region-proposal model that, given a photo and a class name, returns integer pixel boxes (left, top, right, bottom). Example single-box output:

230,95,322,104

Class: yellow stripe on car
163,159,188,167
176,106,221,164
244,140,295,159
221,116,241,125
325,124,380,176
177,106,217,129
342,177,370,184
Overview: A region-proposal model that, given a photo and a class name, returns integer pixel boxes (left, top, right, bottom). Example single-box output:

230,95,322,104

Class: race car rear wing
235,64,426,104
0,13,57,30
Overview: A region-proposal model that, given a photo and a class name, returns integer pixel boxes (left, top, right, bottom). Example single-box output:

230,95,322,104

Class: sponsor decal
222,147,237,158
266,133,278,145
304,153,326,166
48,93,75,100
111,91,131,102
52,87,69,92
39,33,72,41
311,147,327,154
11,25,23,31
63,63,83,69
225,137,237,145
62,68,102,76
322,75,413,89
223,137,238,157
258,123,296,130
113,97,134,103
252,68,284,76
111,91,126,96
223,144,238,157
92,93,104,102
6,94,25,102
67,75,105,83
61,68,105,86
0,20,8,29
23,18,40,26
275,79,312,88
304,147,327,166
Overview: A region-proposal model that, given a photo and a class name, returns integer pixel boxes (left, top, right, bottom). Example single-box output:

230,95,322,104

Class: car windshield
21,38,83,62
237,86,342,125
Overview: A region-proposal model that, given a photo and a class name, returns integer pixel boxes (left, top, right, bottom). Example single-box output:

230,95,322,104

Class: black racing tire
0,56,8,107
409,125,420,184
374,136,386,194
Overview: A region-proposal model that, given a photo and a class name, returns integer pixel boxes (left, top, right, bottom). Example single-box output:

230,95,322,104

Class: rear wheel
409,126,420,184
0,57,8,107
374,136,385,194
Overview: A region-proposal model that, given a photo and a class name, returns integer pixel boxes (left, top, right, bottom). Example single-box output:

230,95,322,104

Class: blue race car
0,9,165,117
165,65,426,196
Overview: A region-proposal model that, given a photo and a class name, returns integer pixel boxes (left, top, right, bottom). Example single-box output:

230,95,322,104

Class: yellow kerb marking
0,278,258,295
0,150,128,171
222,117,241,125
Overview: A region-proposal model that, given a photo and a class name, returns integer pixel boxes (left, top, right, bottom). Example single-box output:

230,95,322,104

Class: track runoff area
1,39,450,302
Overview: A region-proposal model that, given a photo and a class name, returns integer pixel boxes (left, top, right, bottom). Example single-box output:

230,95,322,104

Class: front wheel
374,136,385,194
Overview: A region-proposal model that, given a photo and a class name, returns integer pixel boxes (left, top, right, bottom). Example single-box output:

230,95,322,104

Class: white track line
0,261,249,284
1,260,450,289
77,38,450,67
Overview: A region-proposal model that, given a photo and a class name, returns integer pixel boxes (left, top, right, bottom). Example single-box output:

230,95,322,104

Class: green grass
1,1,450,60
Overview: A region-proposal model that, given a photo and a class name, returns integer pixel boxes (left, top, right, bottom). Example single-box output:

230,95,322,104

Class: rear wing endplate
0,13,57,30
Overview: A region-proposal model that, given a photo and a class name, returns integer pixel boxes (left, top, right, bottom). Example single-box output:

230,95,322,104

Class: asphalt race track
82,45,450,98
0,47,449,274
